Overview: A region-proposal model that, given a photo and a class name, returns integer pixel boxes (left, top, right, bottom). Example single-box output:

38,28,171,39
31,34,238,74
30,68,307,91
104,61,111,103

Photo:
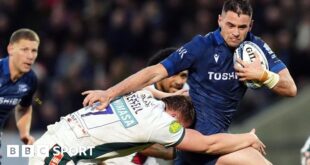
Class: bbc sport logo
6,145,94,157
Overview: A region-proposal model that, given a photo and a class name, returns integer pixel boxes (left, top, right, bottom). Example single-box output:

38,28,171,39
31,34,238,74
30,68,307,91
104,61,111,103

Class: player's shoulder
248,33,275,55
0,59,4,73
25,69,38,80
246,32,269,47
191,33,214,47
23,70,38,87
185,32,215,57
0,57,7,67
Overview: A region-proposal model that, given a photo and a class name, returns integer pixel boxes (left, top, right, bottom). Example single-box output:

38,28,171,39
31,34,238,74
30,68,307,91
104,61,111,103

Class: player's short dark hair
10,28,40,44
161,95,195,126
147,47,177,66
222,0,253,17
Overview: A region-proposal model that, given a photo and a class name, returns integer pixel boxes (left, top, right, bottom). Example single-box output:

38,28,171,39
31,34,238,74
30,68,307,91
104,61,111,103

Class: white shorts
28,131,75,165
301,136,310,165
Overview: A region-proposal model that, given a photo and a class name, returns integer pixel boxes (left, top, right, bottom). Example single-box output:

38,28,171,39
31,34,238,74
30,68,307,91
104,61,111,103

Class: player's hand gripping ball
234,41,269,89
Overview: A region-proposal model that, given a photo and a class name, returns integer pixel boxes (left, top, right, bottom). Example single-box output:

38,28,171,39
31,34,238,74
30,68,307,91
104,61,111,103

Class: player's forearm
139,144,174,160
177,129,261,155
15,105,32,137
144,86,171,99
202,133,257,155
269,69,297,97
108,64,168,99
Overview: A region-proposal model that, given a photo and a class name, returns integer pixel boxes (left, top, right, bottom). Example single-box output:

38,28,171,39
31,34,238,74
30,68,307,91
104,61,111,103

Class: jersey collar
213,28,225,45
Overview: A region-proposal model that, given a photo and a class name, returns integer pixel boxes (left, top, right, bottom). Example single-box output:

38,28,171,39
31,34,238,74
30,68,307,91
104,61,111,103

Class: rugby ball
233,41,269,89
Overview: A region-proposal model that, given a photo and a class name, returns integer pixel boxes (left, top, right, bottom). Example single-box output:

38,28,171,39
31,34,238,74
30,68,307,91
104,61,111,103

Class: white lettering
0,97,21,106
177,46,188,59
208,72,214,79
124,120,136,127
7,145,19,157
263,43,274,55
214,73,221,80
208,72,238,80
222,73,228,80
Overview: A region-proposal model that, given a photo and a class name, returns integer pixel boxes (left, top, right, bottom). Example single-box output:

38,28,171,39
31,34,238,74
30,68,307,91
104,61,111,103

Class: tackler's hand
249,128,266,156
82,90,112,110
21,134,35,145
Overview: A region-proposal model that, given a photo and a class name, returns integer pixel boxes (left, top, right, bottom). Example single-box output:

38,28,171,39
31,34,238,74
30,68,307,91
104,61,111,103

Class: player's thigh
215,147,270,165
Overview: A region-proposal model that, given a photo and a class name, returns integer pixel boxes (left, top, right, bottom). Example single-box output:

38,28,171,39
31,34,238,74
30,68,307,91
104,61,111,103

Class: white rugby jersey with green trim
46,90,185,161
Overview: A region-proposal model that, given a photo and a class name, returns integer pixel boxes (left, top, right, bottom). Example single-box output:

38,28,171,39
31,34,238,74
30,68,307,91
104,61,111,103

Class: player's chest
0,78,30,106
197,47,236,77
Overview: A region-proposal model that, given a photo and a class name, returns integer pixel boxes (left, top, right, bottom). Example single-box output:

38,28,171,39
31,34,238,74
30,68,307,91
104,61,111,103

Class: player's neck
9,62,23,82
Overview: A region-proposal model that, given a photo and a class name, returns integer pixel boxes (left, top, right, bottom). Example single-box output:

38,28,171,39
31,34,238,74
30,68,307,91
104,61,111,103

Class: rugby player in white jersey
104,48,189,165
29,90,265,165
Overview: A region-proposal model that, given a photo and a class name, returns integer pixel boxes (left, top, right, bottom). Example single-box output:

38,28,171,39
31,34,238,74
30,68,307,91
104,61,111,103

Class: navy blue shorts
174,150,219,165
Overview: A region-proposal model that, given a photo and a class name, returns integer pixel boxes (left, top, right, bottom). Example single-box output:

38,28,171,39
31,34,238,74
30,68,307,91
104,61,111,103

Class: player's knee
216,147,270,165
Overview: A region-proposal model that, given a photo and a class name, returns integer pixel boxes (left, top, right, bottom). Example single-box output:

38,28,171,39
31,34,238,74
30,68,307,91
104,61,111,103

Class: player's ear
7,44,13,56
249,20,254,31
218,14,222,28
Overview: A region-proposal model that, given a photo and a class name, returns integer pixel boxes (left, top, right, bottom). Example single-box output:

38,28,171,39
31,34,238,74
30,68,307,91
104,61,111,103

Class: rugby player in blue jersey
0,28,39,145
82,0,296,164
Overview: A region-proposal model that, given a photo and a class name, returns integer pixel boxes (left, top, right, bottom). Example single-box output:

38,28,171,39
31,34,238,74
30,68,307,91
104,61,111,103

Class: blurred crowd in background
0,0,309,131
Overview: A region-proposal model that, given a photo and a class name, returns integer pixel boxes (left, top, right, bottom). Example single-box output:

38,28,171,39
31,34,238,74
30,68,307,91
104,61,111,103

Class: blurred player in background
301,136,310,165
0,28,39,145
104,47,189,165
145,47,189,96
30,90,267,165
82,0,296,164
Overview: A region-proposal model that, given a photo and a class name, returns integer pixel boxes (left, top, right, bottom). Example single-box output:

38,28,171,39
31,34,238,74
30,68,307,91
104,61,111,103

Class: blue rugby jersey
161,29,286,135
0,57,37,127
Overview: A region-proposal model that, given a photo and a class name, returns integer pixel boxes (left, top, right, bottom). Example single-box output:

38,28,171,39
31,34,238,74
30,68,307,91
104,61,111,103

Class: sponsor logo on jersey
169,121,182,134
140,93,154,108
111,98,138,128
66,113,90,138
176,46,188,59
81,105,113,117
214,54,219,63
0,97,21,106
208,72,238,80
263,43,274,56
49,152,64,165
125,93,143,114
18,84,29,93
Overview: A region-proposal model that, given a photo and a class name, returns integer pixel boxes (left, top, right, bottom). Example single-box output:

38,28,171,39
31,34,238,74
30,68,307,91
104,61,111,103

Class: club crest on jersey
214,54,219,63
169,121,182,134
18,84,28,93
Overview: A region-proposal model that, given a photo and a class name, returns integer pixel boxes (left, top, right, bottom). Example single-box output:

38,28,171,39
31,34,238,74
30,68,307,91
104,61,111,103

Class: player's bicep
176,129,210,153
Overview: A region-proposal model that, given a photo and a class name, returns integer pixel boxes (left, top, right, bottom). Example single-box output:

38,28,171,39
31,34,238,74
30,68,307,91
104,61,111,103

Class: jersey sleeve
254,37,286,73
161,35,207,76
19,71,38,107
148,113,185,147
